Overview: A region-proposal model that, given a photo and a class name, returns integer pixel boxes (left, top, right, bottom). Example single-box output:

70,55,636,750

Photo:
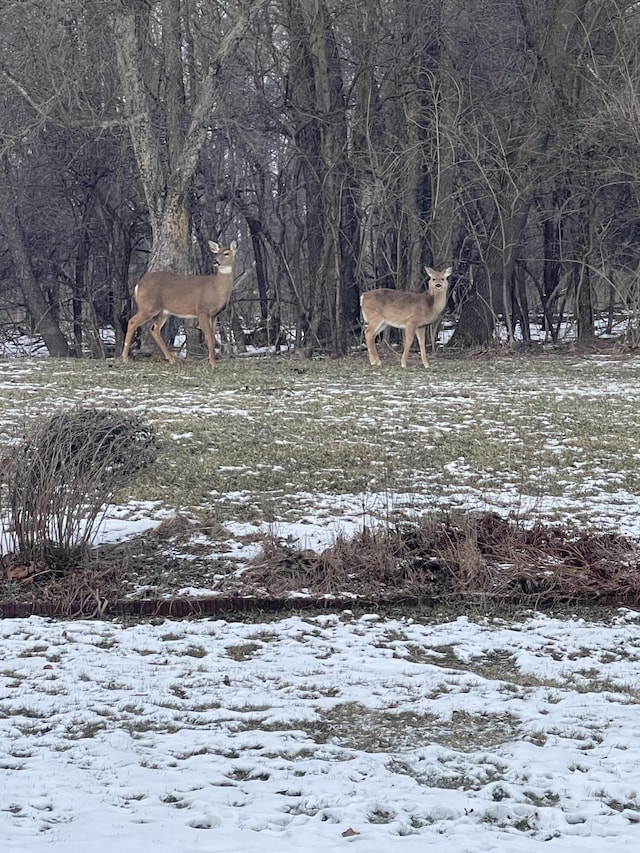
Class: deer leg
416,326,430,368
364,327,379,366
122,312,147,363
198,313,217,368
400,323,417,368
364,322,383,366
148,312,176,364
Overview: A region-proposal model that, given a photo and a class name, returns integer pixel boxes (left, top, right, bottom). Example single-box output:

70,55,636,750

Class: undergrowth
1,408,159,574
238,512,640,603
2,510,639,616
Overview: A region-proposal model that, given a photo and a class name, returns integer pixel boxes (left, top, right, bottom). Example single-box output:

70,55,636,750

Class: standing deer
122,240,238,368
360,266,452,368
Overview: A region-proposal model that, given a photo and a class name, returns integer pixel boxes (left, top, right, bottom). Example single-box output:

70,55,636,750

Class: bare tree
110,0,266,273
0,154,71,356
2,0,640,358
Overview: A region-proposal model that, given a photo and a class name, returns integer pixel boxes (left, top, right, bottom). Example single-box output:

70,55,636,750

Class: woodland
1,0,640,359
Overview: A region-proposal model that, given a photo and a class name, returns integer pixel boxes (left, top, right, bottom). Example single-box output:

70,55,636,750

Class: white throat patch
217,265,233,275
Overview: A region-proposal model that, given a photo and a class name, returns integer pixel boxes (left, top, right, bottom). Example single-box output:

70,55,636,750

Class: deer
360,266,452,368
121,240,238,368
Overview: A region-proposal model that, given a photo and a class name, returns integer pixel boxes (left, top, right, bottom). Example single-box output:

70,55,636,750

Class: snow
3,610,640,851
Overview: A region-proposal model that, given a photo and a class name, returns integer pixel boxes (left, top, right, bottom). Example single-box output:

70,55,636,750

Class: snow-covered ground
2,354,640,849
3,610,640,851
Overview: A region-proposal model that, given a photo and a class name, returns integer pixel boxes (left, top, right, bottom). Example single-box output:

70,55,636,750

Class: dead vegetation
2,509,639,616
237,513,640,605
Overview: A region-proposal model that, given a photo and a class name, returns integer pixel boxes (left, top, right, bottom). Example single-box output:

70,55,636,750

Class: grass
2,352,638,518
225,642,261,660
232,701,521,753
2,350,640,607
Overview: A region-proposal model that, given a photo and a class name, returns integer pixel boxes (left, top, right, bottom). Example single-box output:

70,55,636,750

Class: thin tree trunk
0,155,71,357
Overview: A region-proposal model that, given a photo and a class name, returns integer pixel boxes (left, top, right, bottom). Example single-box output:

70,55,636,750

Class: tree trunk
111,0,264,358
0,155,71,357
286,0,359,355
448,264,494,348
576,264,595,345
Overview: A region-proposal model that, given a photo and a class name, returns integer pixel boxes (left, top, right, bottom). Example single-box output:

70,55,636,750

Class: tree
2,0,640,358
0,1,77,356
111,0,266,272
0,154,71,356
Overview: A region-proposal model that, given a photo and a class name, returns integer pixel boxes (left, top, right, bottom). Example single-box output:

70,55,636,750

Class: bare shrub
1,408,159,570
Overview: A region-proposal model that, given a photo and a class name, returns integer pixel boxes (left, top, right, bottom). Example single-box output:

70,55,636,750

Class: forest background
1,0,639,360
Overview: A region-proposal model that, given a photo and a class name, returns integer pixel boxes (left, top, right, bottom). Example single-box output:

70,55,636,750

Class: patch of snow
2,612,640,851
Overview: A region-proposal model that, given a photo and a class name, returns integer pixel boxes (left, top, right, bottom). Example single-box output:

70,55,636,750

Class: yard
2,349,640,850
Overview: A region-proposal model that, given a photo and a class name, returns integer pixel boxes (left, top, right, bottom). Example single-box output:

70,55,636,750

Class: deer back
135,270,234,319
133,240,237,320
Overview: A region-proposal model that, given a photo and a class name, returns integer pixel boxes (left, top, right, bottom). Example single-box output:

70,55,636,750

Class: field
2,350,640,605
2,350,640,850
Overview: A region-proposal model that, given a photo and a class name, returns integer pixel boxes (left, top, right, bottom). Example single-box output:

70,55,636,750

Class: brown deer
122,240,238,368
360,266,452,368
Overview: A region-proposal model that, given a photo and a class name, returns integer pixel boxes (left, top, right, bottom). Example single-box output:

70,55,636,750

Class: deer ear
230,240,238,251
424,266,435,277
445,267,453,277
208,241,220,253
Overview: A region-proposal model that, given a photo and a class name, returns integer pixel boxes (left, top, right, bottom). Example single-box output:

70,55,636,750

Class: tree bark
286,0,359,355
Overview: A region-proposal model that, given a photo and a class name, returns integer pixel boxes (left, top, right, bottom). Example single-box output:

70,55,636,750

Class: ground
2,351,640,849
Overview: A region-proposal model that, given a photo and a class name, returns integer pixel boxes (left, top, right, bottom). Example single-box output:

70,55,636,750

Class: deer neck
429,286,447,315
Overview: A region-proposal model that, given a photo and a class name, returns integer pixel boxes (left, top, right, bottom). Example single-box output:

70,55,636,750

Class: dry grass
237,513,640,605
